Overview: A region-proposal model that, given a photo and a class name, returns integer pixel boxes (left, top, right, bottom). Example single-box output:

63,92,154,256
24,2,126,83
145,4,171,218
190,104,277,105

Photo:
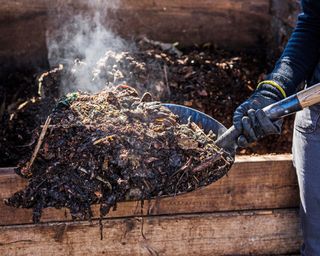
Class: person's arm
265,0,320,97
233,0,320,147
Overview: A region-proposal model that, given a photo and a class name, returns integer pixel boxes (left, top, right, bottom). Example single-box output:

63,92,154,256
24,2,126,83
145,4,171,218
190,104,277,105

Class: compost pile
5,85,233,222
0,41,294,168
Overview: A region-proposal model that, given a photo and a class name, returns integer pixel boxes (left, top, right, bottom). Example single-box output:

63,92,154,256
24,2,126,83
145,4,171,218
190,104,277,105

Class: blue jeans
293,66,320,254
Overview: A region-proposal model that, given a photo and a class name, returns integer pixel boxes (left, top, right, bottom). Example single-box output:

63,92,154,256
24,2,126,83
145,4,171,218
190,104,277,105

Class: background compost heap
5,85,232,223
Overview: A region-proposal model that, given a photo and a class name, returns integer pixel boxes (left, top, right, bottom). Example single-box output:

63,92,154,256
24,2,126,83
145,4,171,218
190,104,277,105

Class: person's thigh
293,104,320,255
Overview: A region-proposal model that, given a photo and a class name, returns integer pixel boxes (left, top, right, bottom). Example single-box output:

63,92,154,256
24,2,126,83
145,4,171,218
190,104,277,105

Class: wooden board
110,0,270,49
0,209,301,255
271,0,300,28
0,0,271,73
0,0,270,48
0,154,299,225
269,0,300,54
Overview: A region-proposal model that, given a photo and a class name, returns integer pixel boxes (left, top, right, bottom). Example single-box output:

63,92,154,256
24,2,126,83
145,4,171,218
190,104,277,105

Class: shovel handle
216,82,320,150
215,126,239,150
297,82,320,108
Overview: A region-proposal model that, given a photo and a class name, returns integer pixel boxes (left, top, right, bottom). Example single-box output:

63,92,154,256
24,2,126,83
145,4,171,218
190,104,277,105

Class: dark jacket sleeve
267,0,320,96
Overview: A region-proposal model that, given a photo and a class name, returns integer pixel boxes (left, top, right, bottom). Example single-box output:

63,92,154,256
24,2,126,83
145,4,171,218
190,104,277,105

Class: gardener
233,0,320,254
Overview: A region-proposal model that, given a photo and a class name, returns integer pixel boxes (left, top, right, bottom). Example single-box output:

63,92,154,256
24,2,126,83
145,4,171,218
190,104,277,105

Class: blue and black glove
233,82,286,148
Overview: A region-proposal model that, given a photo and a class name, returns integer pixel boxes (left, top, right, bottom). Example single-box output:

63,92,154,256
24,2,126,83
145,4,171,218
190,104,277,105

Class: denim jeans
292,67,320,255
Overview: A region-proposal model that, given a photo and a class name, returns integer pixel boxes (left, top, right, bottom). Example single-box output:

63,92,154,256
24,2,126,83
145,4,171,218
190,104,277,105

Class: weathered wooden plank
0,209,301,255
0,0,270,20
0,155,299,225
269,0,300,55
0,0,271,74
271,0,300,28
112,0,270,49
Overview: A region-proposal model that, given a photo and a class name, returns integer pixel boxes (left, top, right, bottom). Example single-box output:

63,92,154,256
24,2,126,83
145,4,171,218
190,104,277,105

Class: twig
25,116,51,172
38,64,63,98
163,64,171,96
174,168,189,196
170,158,192,178
78,167,112,191
141,37,183,57
192,175,199,184
192,152,223,173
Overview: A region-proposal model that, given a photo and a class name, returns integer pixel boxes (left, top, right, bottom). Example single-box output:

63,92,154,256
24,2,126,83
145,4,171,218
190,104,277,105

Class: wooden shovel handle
297,82,320,108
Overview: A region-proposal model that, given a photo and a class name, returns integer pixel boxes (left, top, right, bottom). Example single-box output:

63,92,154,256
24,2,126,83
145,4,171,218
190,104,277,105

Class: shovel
164,82,320,159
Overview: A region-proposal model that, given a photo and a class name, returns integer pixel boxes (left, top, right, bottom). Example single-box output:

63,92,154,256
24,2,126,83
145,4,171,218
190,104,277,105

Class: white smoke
46,0,127,93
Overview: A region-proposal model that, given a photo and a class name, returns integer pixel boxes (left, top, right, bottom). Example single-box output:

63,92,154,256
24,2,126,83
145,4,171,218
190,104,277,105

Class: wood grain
0,154,299,225
269,0,300,54
271,0,300,29
297,82,320,108
0,209,301,255
0,0,271,73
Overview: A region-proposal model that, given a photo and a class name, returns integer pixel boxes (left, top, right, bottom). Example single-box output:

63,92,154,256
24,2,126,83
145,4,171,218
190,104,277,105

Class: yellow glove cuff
257,80,287,98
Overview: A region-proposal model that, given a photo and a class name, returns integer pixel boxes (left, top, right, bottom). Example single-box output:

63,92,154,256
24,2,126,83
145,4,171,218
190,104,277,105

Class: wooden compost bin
0,0,302,255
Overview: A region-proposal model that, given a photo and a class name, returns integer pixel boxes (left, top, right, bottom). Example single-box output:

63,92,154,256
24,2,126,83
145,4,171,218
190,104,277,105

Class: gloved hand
233,83,284,148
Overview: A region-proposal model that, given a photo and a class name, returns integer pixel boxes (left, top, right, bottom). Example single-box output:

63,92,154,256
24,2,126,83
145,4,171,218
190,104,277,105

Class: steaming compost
5,85,233,222
0,42,293,168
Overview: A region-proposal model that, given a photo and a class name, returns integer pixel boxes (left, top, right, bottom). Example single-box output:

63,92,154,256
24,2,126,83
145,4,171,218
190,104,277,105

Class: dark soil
0,68,61,167
0,41,293,168
5,85,232,222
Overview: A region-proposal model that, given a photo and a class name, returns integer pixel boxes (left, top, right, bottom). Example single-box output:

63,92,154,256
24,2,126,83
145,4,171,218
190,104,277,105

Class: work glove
233,83,284,148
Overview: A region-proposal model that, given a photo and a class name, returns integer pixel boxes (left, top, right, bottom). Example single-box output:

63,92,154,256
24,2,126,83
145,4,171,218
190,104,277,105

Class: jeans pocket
294,105,320,134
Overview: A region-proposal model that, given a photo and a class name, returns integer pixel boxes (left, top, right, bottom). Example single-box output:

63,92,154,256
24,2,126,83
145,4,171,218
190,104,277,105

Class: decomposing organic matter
0,42,293,168
5,85,233,222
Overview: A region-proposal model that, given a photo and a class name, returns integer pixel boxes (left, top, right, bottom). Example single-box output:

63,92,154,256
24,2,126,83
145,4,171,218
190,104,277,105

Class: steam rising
47,0,127,93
